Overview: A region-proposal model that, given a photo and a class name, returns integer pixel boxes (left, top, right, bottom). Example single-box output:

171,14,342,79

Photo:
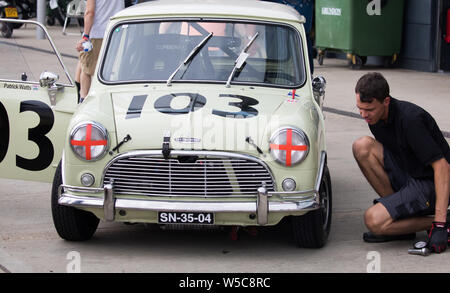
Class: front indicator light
269,127,309,166
70,122,109,161
282,178,297,191
81,173,95,187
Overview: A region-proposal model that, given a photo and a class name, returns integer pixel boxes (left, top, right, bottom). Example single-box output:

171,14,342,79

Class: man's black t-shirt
369,97,450,179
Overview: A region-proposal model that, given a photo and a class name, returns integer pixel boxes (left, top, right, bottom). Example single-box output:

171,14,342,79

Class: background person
76,0,124,101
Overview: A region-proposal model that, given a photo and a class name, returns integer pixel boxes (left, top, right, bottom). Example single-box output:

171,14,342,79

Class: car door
0,19,78,182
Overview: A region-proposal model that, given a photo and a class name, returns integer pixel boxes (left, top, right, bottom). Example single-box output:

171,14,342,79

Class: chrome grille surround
102,150,275,198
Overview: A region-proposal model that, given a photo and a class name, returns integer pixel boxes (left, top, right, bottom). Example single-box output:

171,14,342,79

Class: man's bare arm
431,157,450,222
76,0,96,51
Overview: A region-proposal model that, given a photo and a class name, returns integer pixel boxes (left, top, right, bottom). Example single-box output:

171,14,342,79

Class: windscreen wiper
166,32,213,86
225,32,259,88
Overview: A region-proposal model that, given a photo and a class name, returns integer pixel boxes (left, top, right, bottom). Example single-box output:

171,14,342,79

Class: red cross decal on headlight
70,124,107,160
270,129,308,166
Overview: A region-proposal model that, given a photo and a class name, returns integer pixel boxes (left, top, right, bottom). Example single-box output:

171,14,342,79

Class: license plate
158,212,214,225
5,7,18,18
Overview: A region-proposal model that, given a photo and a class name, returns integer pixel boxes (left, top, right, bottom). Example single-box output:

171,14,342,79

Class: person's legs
78,39,102,101
80,71,91,100
75,61,81,82
353,136,436,239
364,203,433,235
75,61,82,101
352,136,394,197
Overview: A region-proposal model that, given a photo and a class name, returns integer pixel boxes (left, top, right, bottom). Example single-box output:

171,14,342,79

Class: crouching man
352,72,450,253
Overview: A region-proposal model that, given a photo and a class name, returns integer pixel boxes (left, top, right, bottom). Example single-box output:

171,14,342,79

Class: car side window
0,22,71,85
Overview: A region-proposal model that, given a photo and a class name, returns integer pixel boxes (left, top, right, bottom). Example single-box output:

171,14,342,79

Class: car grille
103,153,275,198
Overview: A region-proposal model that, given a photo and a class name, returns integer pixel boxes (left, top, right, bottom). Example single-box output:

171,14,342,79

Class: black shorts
374,147,436,221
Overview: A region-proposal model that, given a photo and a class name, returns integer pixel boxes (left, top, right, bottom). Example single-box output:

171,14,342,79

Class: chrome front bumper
58,152,326,225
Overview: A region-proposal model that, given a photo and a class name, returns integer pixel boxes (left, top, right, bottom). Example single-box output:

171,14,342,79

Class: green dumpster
315,0,404,69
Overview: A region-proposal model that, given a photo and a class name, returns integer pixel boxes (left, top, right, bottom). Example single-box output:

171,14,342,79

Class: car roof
112,0,305,23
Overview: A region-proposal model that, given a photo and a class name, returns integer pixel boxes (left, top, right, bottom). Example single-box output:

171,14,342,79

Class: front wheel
51,162,99,241
291,165,332,248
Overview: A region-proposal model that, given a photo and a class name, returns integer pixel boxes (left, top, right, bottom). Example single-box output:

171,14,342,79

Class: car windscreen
100,19,305,87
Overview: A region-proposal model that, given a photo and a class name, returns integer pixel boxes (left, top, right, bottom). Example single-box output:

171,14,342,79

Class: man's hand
428,221,448,253
76,39,84,52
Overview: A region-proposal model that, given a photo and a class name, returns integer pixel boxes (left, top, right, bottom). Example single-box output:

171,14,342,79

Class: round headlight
269,127,309,166
70,122,109,161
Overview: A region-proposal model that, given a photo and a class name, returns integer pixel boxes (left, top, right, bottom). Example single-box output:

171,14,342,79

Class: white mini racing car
0,0,331,248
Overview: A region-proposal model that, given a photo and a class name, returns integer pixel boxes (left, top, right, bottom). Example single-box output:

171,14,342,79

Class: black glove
427,222,448,253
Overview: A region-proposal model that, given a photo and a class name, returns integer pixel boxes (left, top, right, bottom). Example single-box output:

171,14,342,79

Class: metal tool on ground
408,247,431,256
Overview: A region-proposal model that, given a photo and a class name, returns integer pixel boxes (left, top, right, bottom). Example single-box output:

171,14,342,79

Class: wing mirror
39,71,63,106
39,71,59,88
312,76,326,109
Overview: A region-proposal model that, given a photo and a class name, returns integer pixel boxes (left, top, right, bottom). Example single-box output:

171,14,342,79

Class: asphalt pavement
0,23,449,274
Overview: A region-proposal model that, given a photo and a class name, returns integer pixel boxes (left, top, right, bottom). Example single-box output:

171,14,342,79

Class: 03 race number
0,100,54,171
0,102,9,163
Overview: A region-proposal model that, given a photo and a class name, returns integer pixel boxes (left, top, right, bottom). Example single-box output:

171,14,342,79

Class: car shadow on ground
85,219,298,251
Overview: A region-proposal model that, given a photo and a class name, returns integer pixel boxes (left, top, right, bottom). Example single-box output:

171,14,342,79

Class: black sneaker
363,232,416,243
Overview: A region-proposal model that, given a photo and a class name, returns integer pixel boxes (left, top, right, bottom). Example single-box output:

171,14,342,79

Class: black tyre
1,23,13,38
317,50,324,66
292,165,332,248
46,16,55,26
0,11,13,38
350,55,364,70
51,162,99,241
13,4,25,29
383,54,398,68
52,8,65,27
